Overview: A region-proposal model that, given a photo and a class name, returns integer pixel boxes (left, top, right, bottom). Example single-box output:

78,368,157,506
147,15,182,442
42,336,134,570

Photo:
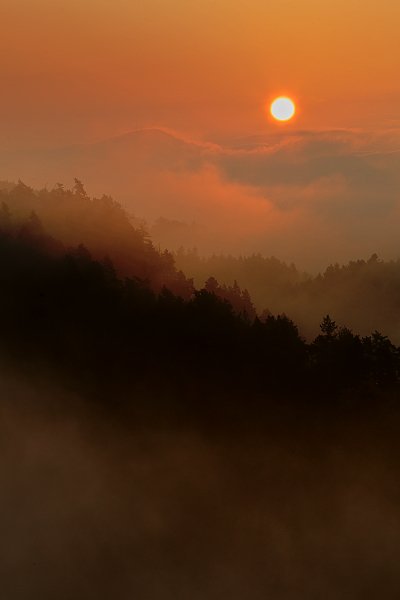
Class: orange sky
1,0,400,148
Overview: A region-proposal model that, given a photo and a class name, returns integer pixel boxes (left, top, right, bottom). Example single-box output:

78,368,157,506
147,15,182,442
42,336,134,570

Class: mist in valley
2,370,400,599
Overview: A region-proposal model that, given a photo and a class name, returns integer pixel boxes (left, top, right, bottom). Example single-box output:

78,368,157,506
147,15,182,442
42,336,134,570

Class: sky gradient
2,0,400,146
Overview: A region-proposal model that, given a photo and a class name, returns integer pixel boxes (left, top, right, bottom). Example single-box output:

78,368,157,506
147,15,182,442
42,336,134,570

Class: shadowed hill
0,211,398,408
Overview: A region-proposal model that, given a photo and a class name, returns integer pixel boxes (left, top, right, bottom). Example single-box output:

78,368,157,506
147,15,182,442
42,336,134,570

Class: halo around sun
270,97,296,122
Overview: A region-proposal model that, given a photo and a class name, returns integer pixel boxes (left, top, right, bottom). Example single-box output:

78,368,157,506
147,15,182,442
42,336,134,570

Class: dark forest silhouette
0,181,399,413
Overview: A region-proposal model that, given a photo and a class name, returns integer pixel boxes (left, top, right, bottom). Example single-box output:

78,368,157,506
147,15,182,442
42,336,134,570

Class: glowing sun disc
270,97,295,121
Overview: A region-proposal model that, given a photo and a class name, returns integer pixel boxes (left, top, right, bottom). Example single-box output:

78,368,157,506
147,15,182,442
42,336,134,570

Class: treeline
174,249,400,344
0,210,398,413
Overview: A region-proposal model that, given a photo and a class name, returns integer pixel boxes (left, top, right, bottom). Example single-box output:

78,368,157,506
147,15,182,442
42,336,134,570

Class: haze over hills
3,126,400,270
3,122,400,342
2,180,400,344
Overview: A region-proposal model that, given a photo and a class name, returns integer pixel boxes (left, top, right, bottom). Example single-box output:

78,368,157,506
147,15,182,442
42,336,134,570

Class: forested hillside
0,203,398,411
175,249,400,343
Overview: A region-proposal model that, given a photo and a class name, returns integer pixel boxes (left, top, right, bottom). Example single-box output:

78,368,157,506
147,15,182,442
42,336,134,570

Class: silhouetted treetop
320,315,337,338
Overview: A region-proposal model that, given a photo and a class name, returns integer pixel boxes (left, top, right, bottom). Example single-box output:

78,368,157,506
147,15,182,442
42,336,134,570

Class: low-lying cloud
3,126,400,269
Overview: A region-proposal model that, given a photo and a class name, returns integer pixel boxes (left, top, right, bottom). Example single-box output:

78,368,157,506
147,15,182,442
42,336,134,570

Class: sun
270,97,296,122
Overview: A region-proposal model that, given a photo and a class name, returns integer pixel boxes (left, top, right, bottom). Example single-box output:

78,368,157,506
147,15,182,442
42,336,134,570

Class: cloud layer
3,126,400,270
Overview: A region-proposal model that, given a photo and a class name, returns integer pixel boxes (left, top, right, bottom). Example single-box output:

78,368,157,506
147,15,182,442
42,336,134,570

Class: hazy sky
2,0,400,147
1,1,400,268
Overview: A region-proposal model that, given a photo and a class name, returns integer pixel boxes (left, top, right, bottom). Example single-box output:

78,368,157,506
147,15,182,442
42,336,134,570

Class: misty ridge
0,177,398,406
174,248,400,344
2,178,400,344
